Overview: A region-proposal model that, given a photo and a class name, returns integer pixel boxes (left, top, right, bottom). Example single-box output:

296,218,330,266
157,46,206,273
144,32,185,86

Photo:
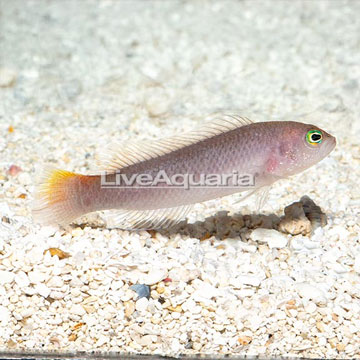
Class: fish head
270,121,336,177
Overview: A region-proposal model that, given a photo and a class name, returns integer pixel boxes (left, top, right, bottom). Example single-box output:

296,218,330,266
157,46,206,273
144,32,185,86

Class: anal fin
104,204,193,230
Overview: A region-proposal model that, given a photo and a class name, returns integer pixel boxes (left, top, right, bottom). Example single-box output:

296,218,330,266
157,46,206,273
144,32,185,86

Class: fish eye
306,130,323,146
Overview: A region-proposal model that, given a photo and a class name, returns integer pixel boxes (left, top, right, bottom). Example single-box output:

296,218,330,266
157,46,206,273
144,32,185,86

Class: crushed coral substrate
0,0,359,358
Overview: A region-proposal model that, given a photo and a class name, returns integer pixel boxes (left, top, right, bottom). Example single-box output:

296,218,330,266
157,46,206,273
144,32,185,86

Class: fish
33,115,336,229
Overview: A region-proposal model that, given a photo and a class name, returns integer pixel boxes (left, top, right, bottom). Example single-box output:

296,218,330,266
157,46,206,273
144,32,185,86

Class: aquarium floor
0,0,359,358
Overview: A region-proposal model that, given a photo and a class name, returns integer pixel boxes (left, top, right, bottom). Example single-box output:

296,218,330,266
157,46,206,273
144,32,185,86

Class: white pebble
93,335,106,348
121,289,134,302
303,238,319,250
50,290,66,299
35,283,51,298
0,306,11,325
171,311,181,319
135,297,149,312
0,202,12,217
0,270,15,285
249,315,262,331
213,334,227,345
192,280,219,300
333,305,346,317
144,269,167,285
275,310,286,320
328,225,350,241
18,172,31,186
295,283,327,304
21,308,34,318
23,287,36,295
170,338,181,353
145,88,170,117
305,302,317,314
47,276,64,288
138,334,154,347
28,270,47,284
290,235,305,251
332,262,348,274
70,304,86,316
38,225,58,238
250,228,288,249
182,299,197,313
14,271,30,288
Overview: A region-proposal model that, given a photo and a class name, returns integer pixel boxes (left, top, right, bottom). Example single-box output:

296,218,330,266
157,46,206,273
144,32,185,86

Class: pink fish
33,116,336,229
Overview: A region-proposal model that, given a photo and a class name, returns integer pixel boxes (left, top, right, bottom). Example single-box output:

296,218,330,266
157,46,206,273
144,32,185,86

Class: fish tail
33,167,85,226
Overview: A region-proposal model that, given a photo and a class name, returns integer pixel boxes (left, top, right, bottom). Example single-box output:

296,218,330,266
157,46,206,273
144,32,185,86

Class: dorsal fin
100,114,253,171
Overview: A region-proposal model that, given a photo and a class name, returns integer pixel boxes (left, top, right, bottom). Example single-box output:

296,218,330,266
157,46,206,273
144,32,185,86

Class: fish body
34,117,336,229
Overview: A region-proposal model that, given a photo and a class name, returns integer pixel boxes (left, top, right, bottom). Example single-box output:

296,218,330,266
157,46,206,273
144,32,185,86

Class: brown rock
278,201,312,236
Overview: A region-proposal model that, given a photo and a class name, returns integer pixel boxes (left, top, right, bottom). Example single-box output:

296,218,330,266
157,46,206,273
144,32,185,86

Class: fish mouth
329,135,336,151
323,134,336,156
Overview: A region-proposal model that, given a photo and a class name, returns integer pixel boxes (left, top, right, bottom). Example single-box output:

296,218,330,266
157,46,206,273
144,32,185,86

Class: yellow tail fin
33,167,82,226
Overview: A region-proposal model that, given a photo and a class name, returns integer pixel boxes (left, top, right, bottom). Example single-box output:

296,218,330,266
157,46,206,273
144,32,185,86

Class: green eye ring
306,130,323,146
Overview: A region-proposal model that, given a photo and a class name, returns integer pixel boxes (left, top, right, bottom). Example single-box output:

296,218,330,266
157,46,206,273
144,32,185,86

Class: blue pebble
130,284,150,300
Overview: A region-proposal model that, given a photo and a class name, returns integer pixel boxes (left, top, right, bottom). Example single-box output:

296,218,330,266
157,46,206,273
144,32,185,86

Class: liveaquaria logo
100,170,256,190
